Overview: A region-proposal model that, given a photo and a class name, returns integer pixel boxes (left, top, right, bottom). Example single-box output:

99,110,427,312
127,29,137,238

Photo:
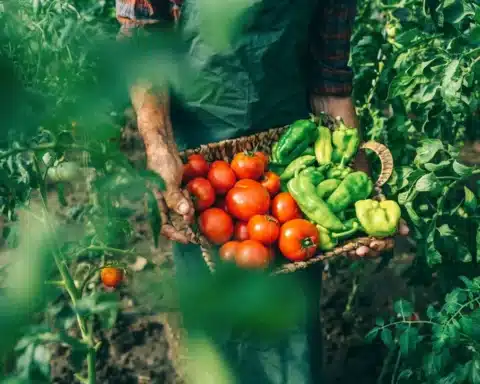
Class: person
116,0,408,382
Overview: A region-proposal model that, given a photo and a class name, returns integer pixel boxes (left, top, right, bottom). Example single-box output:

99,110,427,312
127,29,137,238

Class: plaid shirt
116,0,356,96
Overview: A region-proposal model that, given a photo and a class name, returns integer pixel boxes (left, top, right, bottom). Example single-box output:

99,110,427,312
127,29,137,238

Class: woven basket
177,126,395,276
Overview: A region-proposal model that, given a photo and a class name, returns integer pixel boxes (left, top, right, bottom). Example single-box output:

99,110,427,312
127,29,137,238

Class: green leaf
399,327,419,356
415,139,444,164
468,359,480,384
394,299,413,318
464,187,477,213
375,317,385,326
415,173,439,192
424,160,451,172
452,161,473,176
147,190,161,248
405,202,423,227
427,305,438,320
380,328,394,348
75,293,119,329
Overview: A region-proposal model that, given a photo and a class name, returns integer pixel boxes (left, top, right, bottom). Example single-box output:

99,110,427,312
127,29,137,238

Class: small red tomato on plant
278,219,319,261
208,161,237,195
101,267,124,288
247,215,280,245
235,240,272,269
219,241,240,262
271,192,302,223
261,171,281,196
231,152,265,180
198,208,234,245
234,221,249,241
183,154,209,183
187,177,215,211
255,151,269,171
226,179,270,221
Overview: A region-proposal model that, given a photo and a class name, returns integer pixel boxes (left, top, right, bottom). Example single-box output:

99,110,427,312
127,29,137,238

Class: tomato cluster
182,152,320,269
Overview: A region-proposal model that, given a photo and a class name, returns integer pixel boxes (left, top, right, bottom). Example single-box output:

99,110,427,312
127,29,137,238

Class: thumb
164,187,193,216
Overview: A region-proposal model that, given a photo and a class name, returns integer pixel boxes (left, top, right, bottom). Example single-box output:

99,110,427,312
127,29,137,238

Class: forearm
130,84,175,155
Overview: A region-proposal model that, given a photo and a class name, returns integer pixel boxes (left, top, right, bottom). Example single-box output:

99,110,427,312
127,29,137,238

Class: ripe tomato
101,267,124,288
255,151,269,171
226,179,270,221
247,215,280,245
183,154,209,183
261,171,281,197
231,152,265,180
219,241,240,262
278,219,319,261
271,192,302,224
215,197,229,212
208,161,237,195
186,177,215,211
234,221,249,241
235,240,272,269
198,208,234,245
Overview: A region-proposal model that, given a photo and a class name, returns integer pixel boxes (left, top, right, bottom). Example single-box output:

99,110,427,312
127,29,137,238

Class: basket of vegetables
177,114,401,275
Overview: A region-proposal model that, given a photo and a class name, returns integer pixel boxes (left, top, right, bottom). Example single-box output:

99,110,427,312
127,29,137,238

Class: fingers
164,186,195,220
155,190,190,244
398,219,410,236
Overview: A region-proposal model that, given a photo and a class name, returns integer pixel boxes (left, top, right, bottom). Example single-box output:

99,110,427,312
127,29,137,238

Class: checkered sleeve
309,0,357,96
116,0,177,38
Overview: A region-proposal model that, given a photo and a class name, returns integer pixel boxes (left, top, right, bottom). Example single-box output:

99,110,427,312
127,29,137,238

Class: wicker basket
177,126,395,276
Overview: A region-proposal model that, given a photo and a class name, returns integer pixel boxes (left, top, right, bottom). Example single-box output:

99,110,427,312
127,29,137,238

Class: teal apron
170,0,324,382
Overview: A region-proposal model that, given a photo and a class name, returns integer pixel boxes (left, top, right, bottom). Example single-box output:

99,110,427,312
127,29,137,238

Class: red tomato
278,219,319,261
215,197,229,212
219,241,240,262
231,152,265,180
183,154,209,183
187,177,215,211
247,215,280,245
234,221,249,241
226,179,270,221
101,267,124,288
255,151,269,171
235,240,272,269
208,161,237,195
261,171,281,197
271,192,302,224
198,208,234,245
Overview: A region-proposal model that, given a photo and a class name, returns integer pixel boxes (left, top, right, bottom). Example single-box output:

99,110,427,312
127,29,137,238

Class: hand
147,139,195,244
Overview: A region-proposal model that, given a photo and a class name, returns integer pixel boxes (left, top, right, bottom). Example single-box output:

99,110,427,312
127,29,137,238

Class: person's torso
171,0,319,149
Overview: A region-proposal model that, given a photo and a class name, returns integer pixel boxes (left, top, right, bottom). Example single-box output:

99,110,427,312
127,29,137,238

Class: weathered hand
347,219,410,259
146,139,195,244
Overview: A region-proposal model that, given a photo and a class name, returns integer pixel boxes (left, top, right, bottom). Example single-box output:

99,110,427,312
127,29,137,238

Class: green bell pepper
299,166,325,186
327,171,373,213
274,116,318,165
302,147,315,156
280,155,316,181
355,199,401,237
287,175,345,232
316,219,360,251
316,179,341,199
331,120,360,165
327,165,353,180
315,126,333,165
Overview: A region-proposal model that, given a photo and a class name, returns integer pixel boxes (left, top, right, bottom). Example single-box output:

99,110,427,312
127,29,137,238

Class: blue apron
170,0,324,382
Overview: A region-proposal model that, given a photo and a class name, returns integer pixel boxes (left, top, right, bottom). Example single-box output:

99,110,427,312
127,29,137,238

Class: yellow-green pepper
355,199,401,237
327,172,374,213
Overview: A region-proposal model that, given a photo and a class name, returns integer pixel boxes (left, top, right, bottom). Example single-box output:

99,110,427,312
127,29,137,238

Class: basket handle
359,141,394,188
